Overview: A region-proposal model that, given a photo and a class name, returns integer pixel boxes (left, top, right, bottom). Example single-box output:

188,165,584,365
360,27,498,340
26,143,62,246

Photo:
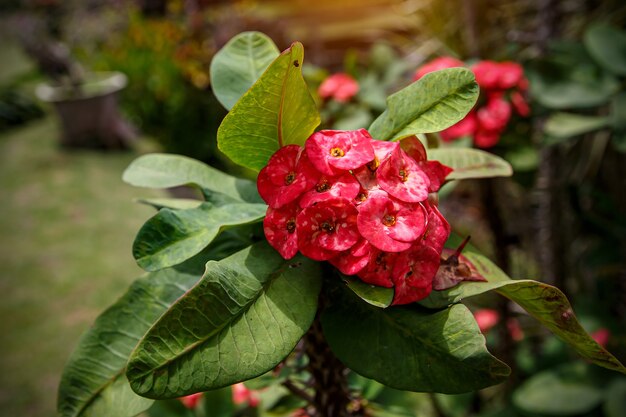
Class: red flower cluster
318,73,359,103
258,129,453,305
414,57,530,148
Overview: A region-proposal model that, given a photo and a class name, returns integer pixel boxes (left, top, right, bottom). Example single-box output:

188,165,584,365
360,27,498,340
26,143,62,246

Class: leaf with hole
210,31,280,110
126,242,322,398
217,42,320,171
368,68,478,141
133,201,267,271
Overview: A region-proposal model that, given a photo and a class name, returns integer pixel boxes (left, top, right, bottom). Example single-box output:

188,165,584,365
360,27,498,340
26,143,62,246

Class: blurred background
1,0,625,416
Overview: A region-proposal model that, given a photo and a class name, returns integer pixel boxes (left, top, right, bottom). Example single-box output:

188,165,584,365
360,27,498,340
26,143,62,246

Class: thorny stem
300,284,365,417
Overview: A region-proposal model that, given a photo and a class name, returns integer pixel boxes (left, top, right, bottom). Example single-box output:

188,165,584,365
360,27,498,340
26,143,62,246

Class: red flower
258,130,453,305
329,239,373,275
299,172,360,208
422,203,451,253
440,111,477,142
305,129,375,176
497,62,524,89
413,56,465,81
391,245,440,304
377,144,430,203
474,309,500,333
232,383,260,407
296,197,359,261
179,392,203,409
357,250,396,287
318,73,359,103
511,91,530,117
264,202,300,260
471,60,502,90
257,145,318,208
357,194,426,252
591,328,611,348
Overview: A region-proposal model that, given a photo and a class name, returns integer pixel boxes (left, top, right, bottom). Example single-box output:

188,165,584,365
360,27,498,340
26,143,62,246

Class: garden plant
57,32,626,417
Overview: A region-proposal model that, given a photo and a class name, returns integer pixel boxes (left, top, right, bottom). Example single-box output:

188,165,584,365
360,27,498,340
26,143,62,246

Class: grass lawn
0,117,163,417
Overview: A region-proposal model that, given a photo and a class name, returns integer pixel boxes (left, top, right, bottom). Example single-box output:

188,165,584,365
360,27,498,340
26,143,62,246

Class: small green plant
58,32,625,417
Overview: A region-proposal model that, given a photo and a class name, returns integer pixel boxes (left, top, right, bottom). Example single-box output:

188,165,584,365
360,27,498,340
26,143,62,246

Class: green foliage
126,243,321,398
343,276,393,308
530,24,626,152
544,112,610,142
368,68,478,141
217,42,320,171
133,202,266,271
57,256,207,417
322,284,510,393
421,248,626,375
210,32,280,111
86,13,225,161
123,153,261,204
513,363,604,416
428,148,513,180
584,24,626,76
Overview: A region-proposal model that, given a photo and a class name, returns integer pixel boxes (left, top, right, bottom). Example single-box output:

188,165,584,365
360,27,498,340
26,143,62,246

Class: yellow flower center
284,171,296,185
330,147,345,158
382,214,396,227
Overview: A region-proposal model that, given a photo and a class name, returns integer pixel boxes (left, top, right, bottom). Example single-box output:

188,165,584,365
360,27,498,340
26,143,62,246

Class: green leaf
126,242,322,398
210,32,280,111
368,68,479,141
137,198,203,210
604,378,626,417
57,259,206,417
512,363,604,415
133,202,267,271
321,285,510,394
217,42,320,172
530,72,619,109
203,387,235,417
544,112,609,141
610,92,626,131
421,250,626,375
584,24,626,76
123,154,261,204
343,276,393,308
427,148,513,180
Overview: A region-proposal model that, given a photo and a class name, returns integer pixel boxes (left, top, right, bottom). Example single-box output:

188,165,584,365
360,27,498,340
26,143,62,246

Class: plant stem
304,304,357,417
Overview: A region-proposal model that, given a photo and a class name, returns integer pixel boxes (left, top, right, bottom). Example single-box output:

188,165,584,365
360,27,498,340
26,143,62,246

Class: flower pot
36,71,136,149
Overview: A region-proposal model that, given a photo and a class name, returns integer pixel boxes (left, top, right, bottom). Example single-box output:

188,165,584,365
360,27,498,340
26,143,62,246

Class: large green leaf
427,148,513,180
126,242,322,398
133,202,267,271
57,259,206,417
210,31,280,111
122,154,261,204
368,68,479,141
321,285,510,393
544,112,609,141
530,72,619,109
217,42,320,172
584,24,626,76
512,363,604,416
421,250,626,374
